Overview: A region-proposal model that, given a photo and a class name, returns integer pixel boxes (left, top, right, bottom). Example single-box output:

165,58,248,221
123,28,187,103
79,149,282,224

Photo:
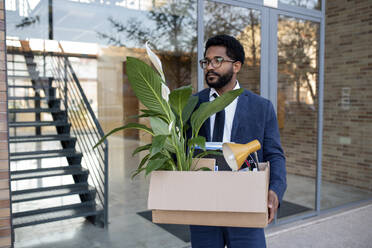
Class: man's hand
268,190,279,224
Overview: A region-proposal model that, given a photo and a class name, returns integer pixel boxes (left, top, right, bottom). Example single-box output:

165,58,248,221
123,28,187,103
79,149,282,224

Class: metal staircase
7,40,108,228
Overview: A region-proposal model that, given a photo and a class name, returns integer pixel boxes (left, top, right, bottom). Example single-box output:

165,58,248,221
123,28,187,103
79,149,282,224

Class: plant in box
95,43,243,177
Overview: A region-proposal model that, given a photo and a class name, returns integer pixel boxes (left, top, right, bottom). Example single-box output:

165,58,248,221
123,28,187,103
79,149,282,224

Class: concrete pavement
266,202,372,248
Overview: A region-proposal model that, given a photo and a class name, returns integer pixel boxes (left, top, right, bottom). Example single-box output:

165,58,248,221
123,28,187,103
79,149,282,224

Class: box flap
148,162,269,213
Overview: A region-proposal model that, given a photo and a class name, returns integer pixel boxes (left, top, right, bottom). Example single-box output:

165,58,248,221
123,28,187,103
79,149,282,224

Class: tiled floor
13,136,372,247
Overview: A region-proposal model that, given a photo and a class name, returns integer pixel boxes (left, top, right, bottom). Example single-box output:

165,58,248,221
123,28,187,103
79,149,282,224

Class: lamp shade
222,140,261,171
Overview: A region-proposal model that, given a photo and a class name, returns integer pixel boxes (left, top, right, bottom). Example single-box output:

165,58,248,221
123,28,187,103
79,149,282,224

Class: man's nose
206,61,214,70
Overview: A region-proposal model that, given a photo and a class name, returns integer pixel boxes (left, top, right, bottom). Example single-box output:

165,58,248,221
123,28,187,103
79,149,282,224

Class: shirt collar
209,81,240,99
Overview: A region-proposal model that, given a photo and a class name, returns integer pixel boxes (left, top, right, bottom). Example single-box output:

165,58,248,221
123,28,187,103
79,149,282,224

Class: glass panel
204,1,261,94
6,1,197,244
280,0,321,10
277,15,319,218
6,0,197,139
6,0,48,40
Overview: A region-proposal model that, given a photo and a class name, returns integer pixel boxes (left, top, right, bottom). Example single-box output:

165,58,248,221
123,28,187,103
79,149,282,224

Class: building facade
0,0,371,247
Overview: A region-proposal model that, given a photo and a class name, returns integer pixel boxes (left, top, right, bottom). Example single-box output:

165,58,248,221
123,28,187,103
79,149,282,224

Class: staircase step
9,134,75,143
7,69,29,72
12,183,94,203
10,149,81,161
8,96,58,101
9,108,62,113
8,71,39,77
12,201,102,228
7,59,36,65
11,166,87,181
8,75,33,79
9,121,68,128
11,148,75,156
8,84,34,88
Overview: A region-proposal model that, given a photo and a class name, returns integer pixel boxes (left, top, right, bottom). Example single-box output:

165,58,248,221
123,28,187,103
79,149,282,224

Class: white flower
162,83,170,102
176,126,181,139
168,121,174,133
145,41,165,82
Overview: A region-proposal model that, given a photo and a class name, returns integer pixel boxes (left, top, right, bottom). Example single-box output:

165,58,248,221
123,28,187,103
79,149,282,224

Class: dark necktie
212,93,225,142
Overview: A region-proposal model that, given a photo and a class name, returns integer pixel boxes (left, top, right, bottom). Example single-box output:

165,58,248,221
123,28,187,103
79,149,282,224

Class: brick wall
322,0,372,190
0,1,12,247
281,0,372,191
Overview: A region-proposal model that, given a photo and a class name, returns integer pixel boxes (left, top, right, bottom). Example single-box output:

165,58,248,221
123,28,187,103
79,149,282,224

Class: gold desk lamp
222,140,261,171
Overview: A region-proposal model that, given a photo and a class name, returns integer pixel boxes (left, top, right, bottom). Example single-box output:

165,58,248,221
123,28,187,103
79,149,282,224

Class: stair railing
47,53,109,227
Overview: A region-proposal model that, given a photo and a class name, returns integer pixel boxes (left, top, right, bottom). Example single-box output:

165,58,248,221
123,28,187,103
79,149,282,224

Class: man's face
204,46,234,89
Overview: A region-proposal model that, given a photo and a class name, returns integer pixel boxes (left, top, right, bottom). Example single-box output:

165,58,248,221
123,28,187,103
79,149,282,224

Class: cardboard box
148,159,270,228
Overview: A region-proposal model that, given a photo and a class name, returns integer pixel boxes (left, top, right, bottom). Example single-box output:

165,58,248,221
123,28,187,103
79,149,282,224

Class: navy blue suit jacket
195,88,287,203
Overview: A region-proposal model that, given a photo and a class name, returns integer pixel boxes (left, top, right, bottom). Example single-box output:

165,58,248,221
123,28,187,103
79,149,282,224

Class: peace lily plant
95,42,243,178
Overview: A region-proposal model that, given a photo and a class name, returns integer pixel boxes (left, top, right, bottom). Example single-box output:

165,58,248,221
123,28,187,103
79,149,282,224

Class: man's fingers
268,197,274,208
268,205,275,223
268,190,278,224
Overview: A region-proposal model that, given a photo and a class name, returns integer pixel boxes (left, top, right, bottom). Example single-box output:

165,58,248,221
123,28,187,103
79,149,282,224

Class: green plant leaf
131,153,150,179
182,95,198,123
169,85,192,118
93,123,153,148
195,167,212,171
132,144,152,156
194,150,223,158
138,153,150,170
140,109,166,118
150,117,177,153
150,135,168,157
145,158,169,175
188,136,206,151
131,109,168,122
126,57,170,116
128,109,160,119
163,139,176,153
148,151,167,160
141,109,158,114
150,117,169,135
131,167,146,180
191,88,243,136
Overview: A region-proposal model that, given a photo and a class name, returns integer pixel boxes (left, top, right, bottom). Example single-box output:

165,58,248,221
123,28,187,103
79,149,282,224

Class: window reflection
97,0,197,90
277,15,319,214
204,1,261,94
6,0,197,142
280,0,321,10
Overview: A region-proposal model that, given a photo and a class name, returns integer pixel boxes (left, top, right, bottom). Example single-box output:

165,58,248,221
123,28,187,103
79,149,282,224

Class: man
190,34,287,247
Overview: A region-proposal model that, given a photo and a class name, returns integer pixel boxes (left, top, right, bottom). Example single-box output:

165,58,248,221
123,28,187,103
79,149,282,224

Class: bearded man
190,34,287,248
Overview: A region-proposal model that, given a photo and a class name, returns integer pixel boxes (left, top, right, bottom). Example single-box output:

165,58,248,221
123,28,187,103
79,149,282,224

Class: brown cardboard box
148,159,270,228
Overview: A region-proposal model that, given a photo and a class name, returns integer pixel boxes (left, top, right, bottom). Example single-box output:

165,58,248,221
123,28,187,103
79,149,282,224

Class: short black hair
204,34,245,65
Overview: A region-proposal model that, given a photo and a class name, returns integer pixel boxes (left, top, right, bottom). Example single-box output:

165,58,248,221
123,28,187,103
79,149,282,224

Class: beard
205,67,234,89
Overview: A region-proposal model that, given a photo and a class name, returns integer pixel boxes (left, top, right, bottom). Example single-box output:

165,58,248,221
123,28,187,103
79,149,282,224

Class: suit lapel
198,88,211,141
231,90,248,141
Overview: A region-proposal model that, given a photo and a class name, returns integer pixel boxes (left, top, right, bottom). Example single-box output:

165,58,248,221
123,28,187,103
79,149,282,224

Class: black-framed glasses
199,56,236,69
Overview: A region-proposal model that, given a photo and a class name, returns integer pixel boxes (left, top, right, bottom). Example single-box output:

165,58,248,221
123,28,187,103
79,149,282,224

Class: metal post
315,0,326,213
268,9,278,112
197,0,204,92
104,142,109,227
64,57,68,112
48,0,53,40
260,8,270,99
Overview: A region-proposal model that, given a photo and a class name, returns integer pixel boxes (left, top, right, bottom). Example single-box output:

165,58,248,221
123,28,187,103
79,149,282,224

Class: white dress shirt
209,81,240,142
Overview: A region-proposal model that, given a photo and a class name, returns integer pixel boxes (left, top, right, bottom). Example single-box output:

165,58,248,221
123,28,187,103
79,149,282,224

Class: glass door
201,0,324,222
277,15,320,219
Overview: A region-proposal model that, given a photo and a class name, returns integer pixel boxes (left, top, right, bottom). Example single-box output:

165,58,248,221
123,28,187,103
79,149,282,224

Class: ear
233,61,242,74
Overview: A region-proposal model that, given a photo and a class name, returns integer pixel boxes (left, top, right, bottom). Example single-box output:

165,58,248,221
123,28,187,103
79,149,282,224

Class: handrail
45,52,109,227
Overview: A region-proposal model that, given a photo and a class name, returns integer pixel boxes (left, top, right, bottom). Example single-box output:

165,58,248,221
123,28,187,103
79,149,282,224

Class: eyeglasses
199,57,236,69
